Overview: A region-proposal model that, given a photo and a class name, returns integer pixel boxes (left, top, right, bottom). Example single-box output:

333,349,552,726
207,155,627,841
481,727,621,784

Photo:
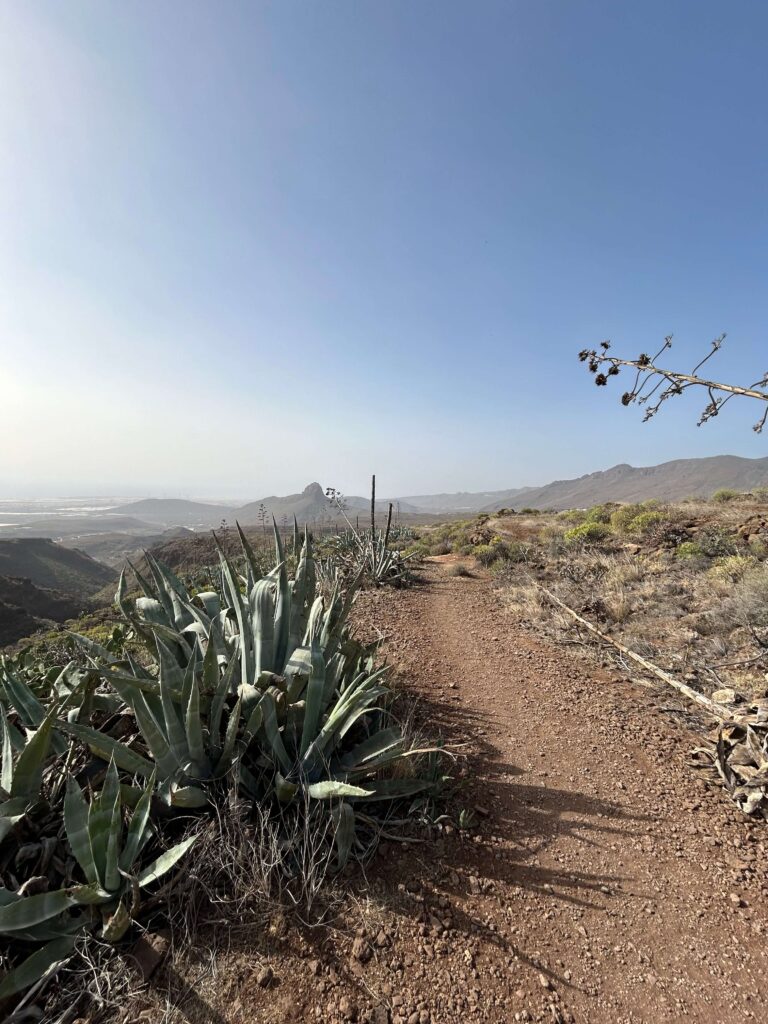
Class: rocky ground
131,558,768,1024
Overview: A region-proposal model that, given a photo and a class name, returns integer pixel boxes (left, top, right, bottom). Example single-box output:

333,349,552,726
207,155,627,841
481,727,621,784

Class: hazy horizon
3,1,766,498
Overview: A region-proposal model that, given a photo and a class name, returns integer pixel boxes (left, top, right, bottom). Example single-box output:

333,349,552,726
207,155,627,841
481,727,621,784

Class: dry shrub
447,562,472,577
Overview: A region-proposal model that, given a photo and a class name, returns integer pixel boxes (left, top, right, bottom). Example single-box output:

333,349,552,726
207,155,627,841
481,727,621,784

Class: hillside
0,538,117,599
480,455,768,512
0,576,82,646
110,498,233,527
400,486,535,513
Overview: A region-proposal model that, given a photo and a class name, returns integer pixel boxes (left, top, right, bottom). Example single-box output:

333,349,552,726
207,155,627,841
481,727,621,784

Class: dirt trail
148,560,768,1024
352,559,768,1023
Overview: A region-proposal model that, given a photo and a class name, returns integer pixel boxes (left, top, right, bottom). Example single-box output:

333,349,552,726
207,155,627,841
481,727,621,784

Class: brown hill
480,455,768,512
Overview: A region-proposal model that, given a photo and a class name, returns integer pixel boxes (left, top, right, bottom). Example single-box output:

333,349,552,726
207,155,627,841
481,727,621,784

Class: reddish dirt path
145,560,768,1024
351,559,768,1023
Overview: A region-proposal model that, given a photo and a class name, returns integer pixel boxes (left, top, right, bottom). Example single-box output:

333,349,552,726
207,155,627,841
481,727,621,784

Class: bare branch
578,335,768,432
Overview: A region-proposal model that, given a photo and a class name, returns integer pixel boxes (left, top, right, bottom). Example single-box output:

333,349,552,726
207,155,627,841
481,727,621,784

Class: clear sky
1,0,766,499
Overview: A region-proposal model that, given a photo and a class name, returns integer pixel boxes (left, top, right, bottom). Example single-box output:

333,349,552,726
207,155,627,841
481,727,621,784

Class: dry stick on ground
537,584,737,723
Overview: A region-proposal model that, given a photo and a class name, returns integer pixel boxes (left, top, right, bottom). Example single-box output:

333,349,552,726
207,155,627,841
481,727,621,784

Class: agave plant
63,758,195,941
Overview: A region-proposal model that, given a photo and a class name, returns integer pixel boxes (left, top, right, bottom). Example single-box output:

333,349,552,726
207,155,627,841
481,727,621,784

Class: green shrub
585,504,613,524
563,521,611,545
712,488,740,503
753,487,768,503
519,507,541,515
627,510,665,537
610,503,647,533
557,509,587,524
474,543,498,566
675,540,704,560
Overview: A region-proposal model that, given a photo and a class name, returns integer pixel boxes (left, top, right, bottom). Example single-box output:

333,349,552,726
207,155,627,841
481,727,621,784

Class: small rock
373,1005,390,1024
256,965,274,988
130,931,170,981
352,936,372,962
339,995,358,1021
539,973,552,990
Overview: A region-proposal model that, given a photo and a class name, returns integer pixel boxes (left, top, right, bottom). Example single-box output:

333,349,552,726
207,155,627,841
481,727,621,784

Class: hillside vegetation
0,538,116,598
412,492,768,704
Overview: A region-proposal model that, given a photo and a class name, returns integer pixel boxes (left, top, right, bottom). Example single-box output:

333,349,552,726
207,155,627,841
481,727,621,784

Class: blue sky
1,0,766,498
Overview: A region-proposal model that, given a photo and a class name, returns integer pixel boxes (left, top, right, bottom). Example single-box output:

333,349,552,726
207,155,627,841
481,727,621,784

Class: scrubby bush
610,503,647,533
696,526,738,558
754,487,768,503
709,554,758,583
585,504,613,524
474,543,498,566
519,507,541,515
558,509,587,524
676,540,704,560
447,562,472,577
627,510,666,537
721,562,768,628
564,521,611,546
712,488,740,503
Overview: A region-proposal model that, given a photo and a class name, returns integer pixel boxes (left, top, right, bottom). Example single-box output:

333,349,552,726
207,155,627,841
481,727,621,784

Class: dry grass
426,496,768,703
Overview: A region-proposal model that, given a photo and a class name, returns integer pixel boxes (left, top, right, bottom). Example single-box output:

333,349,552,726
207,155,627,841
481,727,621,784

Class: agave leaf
119,771,155,872
64,777,99,885
3,669,46,729
0,888,75,933
351,778,433,800
11,705,57,800
137,835,196,888
272,519,290,671
90,758,121,891
157,639,190,769
57,721,156,779
331,801,355,868
300,645,326,759
101,900,132,943
103,767,124,892
0,707,13,794
251,578,275,675
169,784,208,807
0,797,28,843
195,591,222,620
0,935,77,999
184,676,208,775
213,697,242,777
214,536,253,693
306,780,372,800
210,655,238,756
236,521,262,581
274,773,298,802
338,727,404,771
131,690,179,779
259,691,292,774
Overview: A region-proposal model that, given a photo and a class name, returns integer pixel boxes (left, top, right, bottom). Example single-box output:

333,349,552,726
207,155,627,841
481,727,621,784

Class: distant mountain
0,538,117,600
110,498,232,528
399,487,536,514
233,482,418,524
235,483,331,524
480,455,768,512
